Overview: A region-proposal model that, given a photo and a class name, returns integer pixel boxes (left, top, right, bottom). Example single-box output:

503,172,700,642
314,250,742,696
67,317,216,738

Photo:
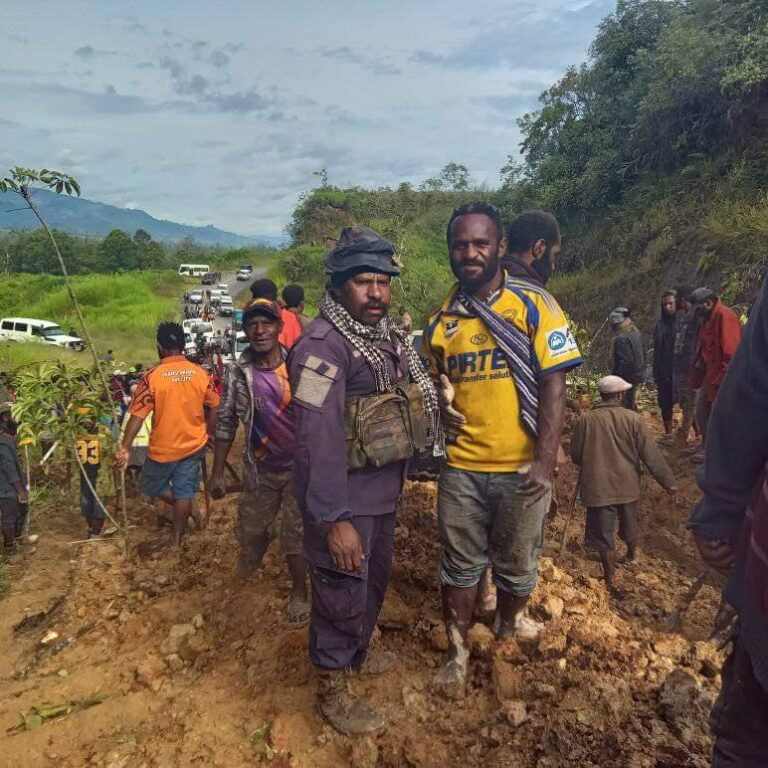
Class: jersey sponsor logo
547,326,578,358
470,333,488,345
447,348,508,376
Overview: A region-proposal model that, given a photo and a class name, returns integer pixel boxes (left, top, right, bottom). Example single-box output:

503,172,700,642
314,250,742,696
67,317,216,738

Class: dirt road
0,411,723,767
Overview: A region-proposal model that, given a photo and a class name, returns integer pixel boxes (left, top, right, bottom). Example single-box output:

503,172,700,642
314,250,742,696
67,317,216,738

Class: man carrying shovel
209,299,309,626
570,375,677,594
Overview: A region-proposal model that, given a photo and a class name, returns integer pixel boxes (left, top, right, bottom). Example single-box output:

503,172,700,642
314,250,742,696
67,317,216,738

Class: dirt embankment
0,421,723,767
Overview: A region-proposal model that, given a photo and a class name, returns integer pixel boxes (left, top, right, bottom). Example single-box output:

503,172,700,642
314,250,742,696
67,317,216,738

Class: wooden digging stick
557,473,582,558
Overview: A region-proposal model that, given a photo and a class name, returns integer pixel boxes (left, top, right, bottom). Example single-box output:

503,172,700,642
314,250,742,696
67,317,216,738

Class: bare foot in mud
188,505,202,531
285,591,310,626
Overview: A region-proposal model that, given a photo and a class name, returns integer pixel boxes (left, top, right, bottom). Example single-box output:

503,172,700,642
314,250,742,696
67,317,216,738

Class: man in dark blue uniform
288,227,439,735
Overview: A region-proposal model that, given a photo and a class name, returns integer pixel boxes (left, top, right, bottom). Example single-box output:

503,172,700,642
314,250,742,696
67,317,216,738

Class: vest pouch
396,381,431,456
348,391,414,469
344,398,368,471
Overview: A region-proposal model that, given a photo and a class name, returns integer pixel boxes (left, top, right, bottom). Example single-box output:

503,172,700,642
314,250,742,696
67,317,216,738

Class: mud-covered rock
160,623,196,655
493,657,522,701
136,654,166,692
659,668,713,744
501,699,528,727
468,622,495,657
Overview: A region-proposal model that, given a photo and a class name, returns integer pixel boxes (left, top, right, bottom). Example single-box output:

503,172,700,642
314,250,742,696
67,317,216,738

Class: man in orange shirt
116,322,220,547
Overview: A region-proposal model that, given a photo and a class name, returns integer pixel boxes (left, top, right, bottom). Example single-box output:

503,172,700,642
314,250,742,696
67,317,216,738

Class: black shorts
585,502,638,552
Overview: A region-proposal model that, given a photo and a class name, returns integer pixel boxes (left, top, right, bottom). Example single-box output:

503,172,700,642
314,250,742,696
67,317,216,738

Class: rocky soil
0,420,723,767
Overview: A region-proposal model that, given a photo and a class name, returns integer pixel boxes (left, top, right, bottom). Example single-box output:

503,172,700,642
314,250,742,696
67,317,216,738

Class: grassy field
0,271,184,370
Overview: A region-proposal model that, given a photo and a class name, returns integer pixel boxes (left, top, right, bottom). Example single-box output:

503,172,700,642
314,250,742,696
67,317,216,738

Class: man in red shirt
249,278,302,349
689,288,741,442
116,322,220,547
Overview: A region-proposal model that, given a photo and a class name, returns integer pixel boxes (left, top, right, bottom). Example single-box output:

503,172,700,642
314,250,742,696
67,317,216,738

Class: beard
451,252,500,292
532,250,554,285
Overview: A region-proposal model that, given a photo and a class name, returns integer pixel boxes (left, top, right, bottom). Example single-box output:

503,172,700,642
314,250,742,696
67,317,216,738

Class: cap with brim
325,226,400,277
244,298,281,321
689,287,715,304
598,375,632,394
609,307,629,324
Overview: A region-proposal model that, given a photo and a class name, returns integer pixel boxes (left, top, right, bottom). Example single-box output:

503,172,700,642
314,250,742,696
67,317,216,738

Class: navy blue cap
324,226,400,276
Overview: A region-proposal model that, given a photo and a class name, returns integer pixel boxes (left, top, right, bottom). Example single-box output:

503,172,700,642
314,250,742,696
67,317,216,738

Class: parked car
218,283,230,294
189,290,204,304
209,290,223,306
0,317,85,351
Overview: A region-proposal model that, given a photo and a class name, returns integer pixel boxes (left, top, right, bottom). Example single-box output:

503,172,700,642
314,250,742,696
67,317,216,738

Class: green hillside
276,0,767,356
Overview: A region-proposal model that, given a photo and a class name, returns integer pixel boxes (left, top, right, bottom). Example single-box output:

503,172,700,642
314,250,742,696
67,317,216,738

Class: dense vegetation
279,0,767,335
0,227,275,275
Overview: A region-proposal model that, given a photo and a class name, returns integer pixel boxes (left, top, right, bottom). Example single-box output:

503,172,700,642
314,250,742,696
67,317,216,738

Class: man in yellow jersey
424,204,582,693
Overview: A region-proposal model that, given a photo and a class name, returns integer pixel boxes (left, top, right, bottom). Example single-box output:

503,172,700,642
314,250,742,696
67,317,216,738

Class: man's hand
114,446,130,470
17,487,28,505
439,374,467,443
692,531,734,574
518,460,552,504
327,520,364,573
209,470,227,500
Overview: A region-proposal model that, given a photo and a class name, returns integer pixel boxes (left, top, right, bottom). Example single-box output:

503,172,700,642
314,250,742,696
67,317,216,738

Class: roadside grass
0,271,183,367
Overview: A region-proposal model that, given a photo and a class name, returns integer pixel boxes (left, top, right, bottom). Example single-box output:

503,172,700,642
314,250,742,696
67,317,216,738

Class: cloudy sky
1,0,613,236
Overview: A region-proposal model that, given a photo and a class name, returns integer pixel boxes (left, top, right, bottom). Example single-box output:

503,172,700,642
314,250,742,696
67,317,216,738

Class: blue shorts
141,450,203,500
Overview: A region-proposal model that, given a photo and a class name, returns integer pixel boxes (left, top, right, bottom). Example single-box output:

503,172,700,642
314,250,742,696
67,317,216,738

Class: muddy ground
0,417,723,767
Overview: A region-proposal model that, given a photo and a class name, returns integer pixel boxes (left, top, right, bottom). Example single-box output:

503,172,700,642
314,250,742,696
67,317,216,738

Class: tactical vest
344,380,431,470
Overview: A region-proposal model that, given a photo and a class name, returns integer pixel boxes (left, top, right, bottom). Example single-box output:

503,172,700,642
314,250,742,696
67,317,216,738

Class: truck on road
0,318,86,351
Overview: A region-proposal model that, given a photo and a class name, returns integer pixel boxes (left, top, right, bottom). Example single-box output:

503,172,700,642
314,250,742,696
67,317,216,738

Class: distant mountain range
0,189,285,248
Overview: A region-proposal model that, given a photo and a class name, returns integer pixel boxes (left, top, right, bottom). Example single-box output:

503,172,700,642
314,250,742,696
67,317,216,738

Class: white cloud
1,0,610,235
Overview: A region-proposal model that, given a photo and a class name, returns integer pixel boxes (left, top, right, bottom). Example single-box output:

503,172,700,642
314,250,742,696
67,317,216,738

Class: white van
219,296,234,317
0,318,86,351
178,264,211,278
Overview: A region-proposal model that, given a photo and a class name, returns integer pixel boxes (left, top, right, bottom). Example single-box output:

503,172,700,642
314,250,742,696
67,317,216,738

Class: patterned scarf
319,292,441,443
457,286,539,438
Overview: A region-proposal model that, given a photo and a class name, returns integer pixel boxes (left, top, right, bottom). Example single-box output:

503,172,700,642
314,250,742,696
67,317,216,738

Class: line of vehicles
1,265,254,355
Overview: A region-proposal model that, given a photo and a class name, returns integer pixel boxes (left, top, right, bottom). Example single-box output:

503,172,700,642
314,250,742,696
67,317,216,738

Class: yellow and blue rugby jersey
424,277,582,472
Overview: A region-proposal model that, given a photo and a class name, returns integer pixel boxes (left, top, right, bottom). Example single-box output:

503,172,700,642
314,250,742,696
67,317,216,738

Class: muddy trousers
304,511,395,670
711,632,768,767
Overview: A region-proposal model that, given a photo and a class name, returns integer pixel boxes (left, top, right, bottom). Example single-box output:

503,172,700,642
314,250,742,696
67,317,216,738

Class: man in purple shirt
288,227,439,736
210,299,308,625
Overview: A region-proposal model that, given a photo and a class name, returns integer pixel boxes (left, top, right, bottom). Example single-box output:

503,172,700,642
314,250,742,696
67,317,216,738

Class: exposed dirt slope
0,420,722,767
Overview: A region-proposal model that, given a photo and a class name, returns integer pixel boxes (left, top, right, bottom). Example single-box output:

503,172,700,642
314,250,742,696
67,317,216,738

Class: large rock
659,668,713,744
541,596,565,620
160,623,196,656
136,654,166,692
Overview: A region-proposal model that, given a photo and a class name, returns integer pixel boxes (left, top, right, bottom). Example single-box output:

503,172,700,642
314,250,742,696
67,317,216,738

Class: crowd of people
0,205,763,763
611,287,743,463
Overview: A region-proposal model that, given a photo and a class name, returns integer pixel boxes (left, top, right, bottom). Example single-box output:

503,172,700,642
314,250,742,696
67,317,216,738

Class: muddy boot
317,670,386,735
433,624,469,698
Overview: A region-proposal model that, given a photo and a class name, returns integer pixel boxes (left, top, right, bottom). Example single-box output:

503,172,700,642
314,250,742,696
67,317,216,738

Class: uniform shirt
129,355,220,463
288,318,408,524
250,362,295,471
424,277,582,472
